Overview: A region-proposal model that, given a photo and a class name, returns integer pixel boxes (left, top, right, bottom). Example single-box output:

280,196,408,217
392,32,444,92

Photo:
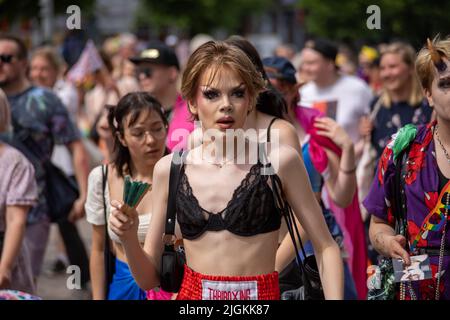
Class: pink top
0,144,37,232
295,106,368,299
166,94,195,151
0,143,37,294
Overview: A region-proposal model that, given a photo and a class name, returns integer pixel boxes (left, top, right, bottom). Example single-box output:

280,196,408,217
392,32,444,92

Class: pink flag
66,39,104,83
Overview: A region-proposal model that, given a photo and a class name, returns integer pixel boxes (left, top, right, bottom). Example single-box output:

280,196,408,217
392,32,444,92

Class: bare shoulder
269,118,301,154
257,113,295,133
266,143,302,176
153,153,175,182
271,117,297,133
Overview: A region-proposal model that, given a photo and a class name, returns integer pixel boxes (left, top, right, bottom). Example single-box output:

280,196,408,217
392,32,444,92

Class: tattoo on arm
374,232,385,247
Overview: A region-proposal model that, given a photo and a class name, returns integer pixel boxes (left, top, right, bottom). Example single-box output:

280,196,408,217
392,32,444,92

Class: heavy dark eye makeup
232,88,246,98
437,77,450,89
201,83,246,99
202,89,220,100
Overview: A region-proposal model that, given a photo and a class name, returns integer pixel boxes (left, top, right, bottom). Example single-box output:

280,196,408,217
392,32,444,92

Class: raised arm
274,145,344,299
108,154,172,290
314,117,357,208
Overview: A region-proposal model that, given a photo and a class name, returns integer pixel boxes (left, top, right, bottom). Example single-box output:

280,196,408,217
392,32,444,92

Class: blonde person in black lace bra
109,41,344,300
85,92,171,300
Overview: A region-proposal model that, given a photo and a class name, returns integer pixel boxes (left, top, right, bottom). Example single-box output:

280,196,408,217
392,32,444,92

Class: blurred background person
357,45,382,95
129,42,194,151
0,89,37,294
263,56,366,299
29,47,90,285
360,42,433,160
274,42,297,61
299,38,373,160
0,34,89,287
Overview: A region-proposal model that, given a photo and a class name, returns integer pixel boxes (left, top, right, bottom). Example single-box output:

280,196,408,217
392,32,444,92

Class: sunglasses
0,54,14,64
136,67,153,79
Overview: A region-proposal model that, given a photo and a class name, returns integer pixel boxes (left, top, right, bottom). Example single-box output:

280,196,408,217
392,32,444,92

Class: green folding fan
123,175,151,210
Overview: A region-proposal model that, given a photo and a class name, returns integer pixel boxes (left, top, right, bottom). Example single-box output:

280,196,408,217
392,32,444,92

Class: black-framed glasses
0,54,14,64
136,67,153,79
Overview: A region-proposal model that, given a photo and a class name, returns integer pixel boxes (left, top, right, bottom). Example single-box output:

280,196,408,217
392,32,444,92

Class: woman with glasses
85,92,172,300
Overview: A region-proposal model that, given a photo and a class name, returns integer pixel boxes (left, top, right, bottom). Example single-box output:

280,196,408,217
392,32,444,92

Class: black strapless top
176,161,282,240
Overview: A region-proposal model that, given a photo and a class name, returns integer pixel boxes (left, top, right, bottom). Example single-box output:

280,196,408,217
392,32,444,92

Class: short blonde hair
416,35,450,92
31,46,62,73
181,41,265,119
0,89,11,133
379,42,423,107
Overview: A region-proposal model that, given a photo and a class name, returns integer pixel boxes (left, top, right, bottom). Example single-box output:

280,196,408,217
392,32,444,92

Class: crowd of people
0,29,449,300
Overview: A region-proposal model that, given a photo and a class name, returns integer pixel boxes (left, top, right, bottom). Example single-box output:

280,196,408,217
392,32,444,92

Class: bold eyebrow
438,76,450,82
200,83,246,91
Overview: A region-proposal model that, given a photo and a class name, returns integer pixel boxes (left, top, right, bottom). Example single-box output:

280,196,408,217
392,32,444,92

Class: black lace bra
176,157,282,240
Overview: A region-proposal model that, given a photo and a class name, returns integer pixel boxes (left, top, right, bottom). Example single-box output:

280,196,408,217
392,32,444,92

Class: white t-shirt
50,79,80,176
299,74,373,143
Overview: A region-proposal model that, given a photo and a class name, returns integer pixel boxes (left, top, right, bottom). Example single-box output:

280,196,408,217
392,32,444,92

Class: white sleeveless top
85,166,151,244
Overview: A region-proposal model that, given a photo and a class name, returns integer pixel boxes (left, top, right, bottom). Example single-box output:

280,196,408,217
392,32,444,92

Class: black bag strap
0,230,4,256
392,147,411,238
101,164,113,294
101,164,109,236
272,174,309,267
164,151,186,237
258,143,308,273
267,117,278,143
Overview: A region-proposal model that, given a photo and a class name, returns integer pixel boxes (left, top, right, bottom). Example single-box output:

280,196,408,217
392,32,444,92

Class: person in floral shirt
364,36,450,300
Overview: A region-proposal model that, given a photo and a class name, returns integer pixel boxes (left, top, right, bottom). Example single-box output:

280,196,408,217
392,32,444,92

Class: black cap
304,38,338,62
129,42,180,70
262,56,297,84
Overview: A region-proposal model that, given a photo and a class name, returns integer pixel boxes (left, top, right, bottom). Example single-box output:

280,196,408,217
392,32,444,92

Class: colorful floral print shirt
364,121,450,300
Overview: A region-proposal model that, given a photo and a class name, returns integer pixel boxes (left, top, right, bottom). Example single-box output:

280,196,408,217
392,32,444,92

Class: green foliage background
1,0,449,47
298,0,450,47
0,0,95,21
136,0,272,36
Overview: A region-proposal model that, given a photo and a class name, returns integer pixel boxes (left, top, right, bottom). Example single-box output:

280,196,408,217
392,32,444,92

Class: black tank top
176,133,282,240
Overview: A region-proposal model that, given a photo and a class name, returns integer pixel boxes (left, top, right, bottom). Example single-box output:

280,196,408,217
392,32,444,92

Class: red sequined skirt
176,265,280,300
